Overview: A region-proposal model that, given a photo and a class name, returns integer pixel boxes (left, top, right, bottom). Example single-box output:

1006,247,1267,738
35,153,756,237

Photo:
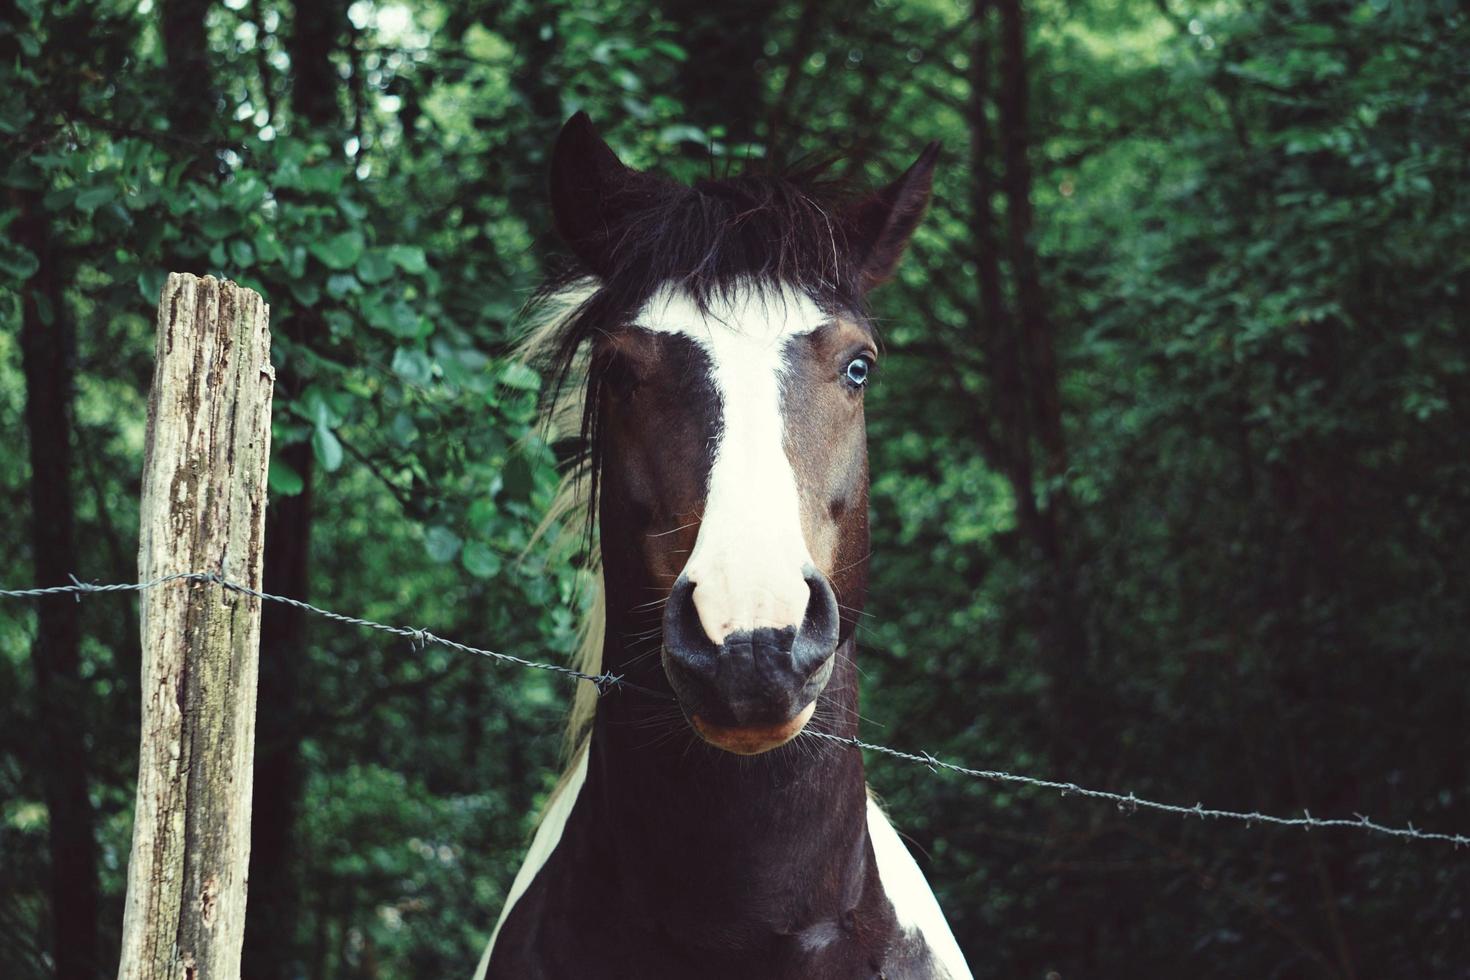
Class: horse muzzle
661,570,839,754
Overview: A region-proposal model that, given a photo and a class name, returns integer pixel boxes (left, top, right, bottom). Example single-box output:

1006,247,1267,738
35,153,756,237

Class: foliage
2,0,1468,977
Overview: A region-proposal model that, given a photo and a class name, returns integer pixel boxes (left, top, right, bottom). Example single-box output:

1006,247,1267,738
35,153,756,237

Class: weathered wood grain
118,273,273,980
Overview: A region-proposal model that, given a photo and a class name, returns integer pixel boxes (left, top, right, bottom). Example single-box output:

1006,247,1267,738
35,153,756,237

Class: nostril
662,575,719,680
802,568,839,636
794,567,841,675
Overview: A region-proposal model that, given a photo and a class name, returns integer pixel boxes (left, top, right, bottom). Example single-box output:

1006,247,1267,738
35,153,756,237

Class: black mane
533,165,871,542
546,163,866,347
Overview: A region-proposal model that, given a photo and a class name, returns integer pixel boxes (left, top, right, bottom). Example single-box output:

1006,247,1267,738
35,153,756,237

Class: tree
15,171,100,980
2,1,1468,976
243,2,350,975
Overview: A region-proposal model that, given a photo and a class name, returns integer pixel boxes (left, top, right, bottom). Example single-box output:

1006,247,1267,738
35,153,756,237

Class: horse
474,112,971,980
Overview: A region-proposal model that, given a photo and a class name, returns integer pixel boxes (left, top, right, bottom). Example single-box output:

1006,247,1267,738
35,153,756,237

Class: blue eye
844,355,872,387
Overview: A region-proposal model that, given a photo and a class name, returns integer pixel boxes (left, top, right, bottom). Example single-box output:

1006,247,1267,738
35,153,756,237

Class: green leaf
0,104,27,137
96,202,132,236
299,161,346,194
0,241,39,280
202,211,238,240
659,124,708,146
424,526,462,563
301,387,343,429
255,228,286,265
338,195,368,221
43,186,77,211
74,185,116,211
288,278,321,307
2,157,45,191
386,245,428,275
389,411,418,446
364,298,420,338
461,542,503,579
391,348,433,386
357,249,395,284
324,310,354,337
311,426,344,472
137,269,168,303
228,239,256,269
309,230,365,271
326,273,360,299
500,454,535,501
268,459,305,496
466,496,498,534
226,173,267,210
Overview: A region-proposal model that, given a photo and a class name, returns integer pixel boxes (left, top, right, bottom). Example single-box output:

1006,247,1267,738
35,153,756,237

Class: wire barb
4,572,1468,850
2,571,623,692
802,731,1469,847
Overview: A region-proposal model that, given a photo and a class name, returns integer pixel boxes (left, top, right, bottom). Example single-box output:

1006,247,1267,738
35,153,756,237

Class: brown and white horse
475,113,971,980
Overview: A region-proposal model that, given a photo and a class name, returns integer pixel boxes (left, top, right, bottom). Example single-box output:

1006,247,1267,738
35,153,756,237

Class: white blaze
636,282,825,643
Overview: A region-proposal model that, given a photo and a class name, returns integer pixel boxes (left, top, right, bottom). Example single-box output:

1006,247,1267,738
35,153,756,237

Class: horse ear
845,142,940,293
549,112,661,277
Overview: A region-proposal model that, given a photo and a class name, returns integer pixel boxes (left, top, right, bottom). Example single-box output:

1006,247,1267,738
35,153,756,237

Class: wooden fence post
117,274,274,979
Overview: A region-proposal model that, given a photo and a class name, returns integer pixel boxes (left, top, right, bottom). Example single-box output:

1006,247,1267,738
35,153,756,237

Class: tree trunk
969,0,1090,755
118,273,274,980
161,0,215,149
242,452,311,980
243,4,345,976
659,0,780,151
15,187,101,980
764,0,827,149
969,0,1043,544
996,0,1066,486
994,0,1091,747
285,0,344,128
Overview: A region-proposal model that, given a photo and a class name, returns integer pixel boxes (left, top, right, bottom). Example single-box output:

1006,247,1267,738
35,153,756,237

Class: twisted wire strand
803,732,1469,847
2,572,645,696
5,573,1466,848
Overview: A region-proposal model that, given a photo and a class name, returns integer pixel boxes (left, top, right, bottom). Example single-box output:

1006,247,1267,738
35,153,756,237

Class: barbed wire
2,571,649,697
803,732,1468,846
4,572,1466,849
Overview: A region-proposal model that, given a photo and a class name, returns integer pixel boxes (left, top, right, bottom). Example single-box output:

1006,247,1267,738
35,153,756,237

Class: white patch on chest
867,795,973,980
474,747,589,980
635,283,829,642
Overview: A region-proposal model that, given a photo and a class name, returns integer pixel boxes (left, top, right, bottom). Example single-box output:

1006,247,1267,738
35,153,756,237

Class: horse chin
689,701,816,755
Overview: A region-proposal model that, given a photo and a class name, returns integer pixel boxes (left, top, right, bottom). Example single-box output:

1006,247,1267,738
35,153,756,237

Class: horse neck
583,598,872,936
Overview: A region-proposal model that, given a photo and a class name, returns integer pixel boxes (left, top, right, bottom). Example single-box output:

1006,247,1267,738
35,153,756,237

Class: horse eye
843,356,872,387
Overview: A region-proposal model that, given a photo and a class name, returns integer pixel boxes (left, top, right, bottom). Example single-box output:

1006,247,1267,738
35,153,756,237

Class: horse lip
690,701,816,755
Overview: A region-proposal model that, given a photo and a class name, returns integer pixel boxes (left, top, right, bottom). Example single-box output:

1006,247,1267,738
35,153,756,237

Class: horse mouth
689,701,816,755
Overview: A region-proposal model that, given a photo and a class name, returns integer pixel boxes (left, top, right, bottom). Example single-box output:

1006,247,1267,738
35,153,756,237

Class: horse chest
491,891,932,980
484,808,943,980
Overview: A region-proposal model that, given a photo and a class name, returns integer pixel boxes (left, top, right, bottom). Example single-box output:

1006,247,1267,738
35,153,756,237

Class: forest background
2,0,1468,977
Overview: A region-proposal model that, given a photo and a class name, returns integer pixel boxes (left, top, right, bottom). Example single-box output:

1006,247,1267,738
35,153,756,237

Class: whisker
647,520,700,538
620,648,664,671
829,551,873,578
